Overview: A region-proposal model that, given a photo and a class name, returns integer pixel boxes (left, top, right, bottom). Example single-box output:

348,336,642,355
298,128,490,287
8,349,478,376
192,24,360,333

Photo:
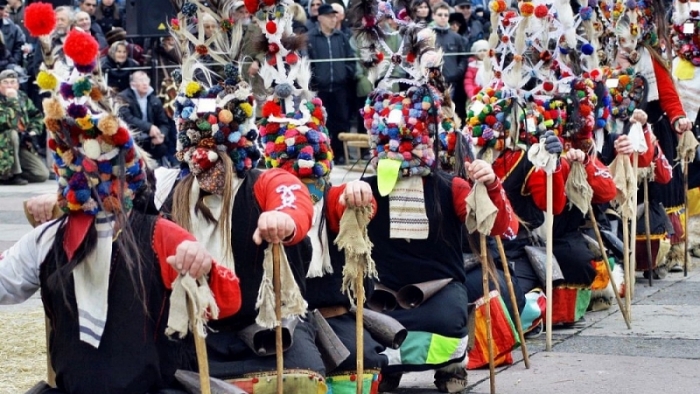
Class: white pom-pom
298,159,315,168
212,124,219,133
83,139,102,160
285,137,295,146
207,151,219,163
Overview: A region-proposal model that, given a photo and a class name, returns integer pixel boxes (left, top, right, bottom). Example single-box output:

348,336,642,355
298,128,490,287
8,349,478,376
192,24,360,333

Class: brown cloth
565,161,593,215
466,182,498,235
335,205,378,306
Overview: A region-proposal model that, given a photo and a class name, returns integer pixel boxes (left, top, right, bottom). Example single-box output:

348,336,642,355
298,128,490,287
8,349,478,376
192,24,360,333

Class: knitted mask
259,97,333,202
362,85,441,189
174,82,261,193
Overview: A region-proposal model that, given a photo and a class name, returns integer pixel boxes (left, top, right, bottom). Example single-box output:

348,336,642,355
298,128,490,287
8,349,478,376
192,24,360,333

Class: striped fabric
388,176,429,240
72,212,114,348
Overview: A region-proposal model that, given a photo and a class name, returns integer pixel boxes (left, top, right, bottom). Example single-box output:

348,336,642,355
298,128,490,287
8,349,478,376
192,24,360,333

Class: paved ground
1,172,699,394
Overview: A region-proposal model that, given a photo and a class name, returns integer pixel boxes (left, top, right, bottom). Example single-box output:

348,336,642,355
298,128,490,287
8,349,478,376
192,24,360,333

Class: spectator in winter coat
94,0,123,33
305,0,323,31
0,13,24,66
101,40,139,94
117,71,171,163
432,2,468,120
463,39,488,99
453,0,485,51
307,4,355,164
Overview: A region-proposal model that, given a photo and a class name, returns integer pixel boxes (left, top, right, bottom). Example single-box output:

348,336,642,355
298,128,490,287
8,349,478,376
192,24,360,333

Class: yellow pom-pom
36,71,58,91
240,102,253,118
76,115,94,130
185,81,201,97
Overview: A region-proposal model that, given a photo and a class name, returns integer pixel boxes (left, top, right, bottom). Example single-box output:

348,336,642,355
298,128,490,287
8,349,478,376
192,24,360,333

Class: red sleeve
653,143,673,185
637,125,655,168
653,58,686,127
253,168,314,245
526,161,568,215
452,176,473,222
452,177,519,238
152,218,241,319
325,184,377,234
586,157,617,204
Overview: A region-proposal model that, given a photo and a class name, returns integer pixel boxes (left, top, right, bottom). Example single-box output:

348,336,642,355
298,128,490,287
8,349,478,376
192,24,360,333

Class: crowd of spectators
1,0,489,183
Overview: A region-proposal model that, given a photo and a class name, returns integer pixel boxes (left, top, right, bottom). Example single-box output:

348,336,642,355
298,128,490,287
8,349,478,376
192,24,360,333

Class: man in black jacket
117,71,171,163
307,4,355,164
0,1,25,68
433,2,469,121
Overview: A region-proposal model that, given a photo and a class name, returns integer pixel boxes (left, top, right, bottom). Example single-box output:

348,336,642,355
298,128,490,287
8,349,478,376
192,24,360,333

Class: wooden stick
187,297,211,394
272,243,284,394
588,204,632,329
684,159,690,277
622,211,632,323
643,177,654,287
480,235,496,394
630,152,639,300
45,317,55,387
495,236,530,368
356,267,364,394
545,172,553,351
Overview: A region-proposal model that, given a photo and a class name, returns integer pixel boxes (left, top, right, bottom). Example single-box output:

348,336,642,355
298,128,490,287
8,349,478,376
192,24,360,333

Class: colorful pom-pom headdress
170,0,261,194
25,4,148,216
672,0,700,66
243,0,334,202
351,0,450,192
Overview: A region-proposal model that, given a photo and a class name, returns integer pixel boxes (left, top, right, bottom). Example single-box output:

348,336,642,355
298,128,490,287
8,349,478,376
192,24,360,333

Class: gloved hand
543,131,562,154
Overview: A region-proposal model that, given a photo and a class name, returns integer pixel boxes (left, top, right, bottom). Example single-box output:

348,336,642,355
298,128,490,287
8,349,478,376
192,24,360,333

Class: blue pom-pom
75,189,91,203
581,43,594,55
126,163,140,176
213,130,225,144
313,164,325,177
181,107,194,119
596,119,607,128
228,131,242,144
97,161,112,174
97,180,111,196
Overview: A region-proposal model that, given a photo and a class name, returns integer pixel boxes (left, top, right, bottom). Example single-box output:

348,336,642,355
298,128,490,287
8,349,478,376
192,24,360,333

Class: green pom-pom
72,78,92,97
196,119,212,131
473,125,483,137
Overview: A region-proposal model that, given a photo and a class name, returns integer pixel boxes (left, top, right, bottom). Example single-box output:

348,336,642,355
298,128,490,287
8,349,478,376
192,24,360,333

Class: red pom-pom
286,52,299,65
244,0,258,14
25,2,56,37
266,53,277,66
266,21,277,34
66,190,78,204
268,43,279,54
262,100,282,118
579,104,592,117
48,138,58,152
376,52,385,62
64,29,99,66
543,81,554,91
485,115,497,126
406,52,416,63
534,4,549,18
124,147,135,163
112,127,130,146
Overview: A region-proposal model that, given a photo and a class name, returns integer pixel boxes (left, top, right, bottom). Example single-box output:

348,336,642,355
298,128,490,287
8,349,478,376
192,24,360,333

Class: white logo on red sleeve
275,184,302,211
